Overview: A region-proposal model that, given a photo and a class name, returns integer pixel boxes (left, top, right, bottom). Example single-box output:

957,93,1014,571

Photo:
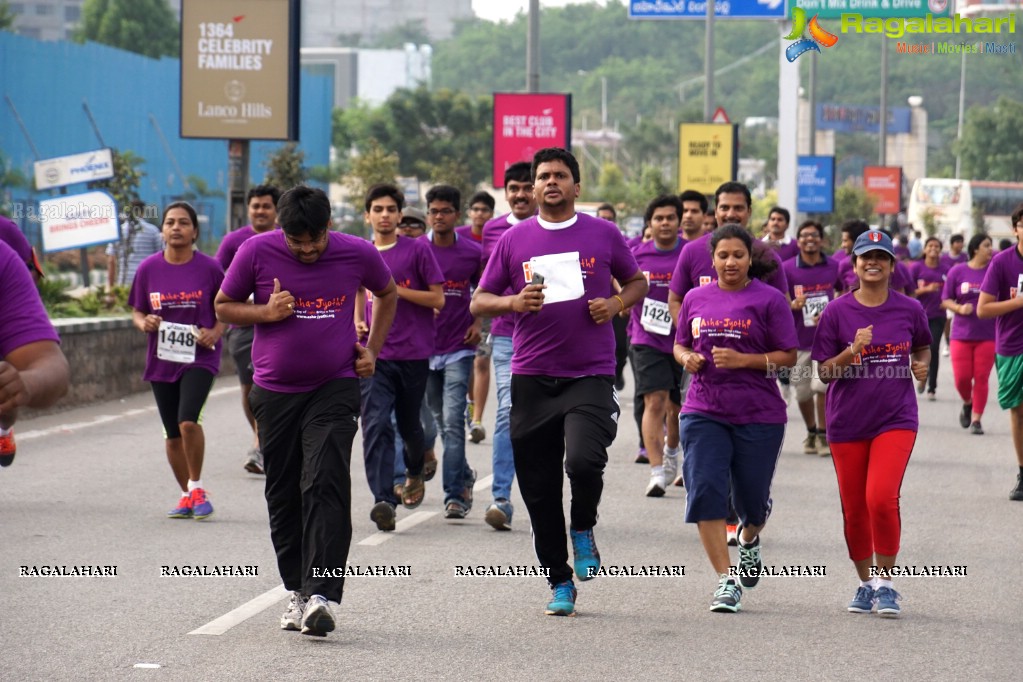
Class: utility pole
526,0,540,92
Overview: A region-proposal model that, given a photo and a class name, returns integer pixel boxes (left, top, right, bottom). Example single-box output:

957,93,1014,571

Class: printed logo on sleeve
960,282,970,295
699,276,712,287
149,292,162,311
522,262,534,283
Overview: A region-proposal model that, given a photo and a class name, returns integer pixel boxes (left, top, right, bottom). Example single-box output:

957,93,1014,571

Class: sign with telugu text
678,124,738,195
492,93,572,188
180,0,299,140
629,0,787,19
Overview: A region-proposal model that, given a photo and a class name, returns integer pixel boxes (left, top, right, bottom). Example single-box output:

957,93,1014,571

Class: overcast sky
472,0,609,23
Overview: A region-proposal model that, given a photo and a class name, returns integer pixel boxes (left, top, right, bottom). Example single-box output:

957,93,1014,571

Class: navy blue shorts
679,413,784,526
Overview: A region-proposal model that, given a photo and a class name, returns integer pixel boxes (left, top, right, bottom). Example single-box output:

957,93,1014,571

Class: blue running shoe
167,494,193,519
190,488,213,520
544,580,577,616
847,585,876,613
875,586,902,618
736,529,763,589
570,527,601,580
484,499,513,531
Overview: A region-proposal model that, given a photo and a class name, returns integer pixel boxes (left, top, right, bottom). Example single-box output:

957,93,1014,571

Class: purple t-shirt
0,216,33,267
0,241,58,359
128,252,224,383
941,251,967,270
910,259,949,319
479,213,640,377
668,232,789,301
369,236,444,361
220,231,392,392
782,254,842,350
215,224,278,270
838,257,916,295
675,279,798,425
811,292,931,442
942,262,995,342
629,239,683,354
482,213,524,338
627,235,644,251
429,235,482,356
832,249,849,263
979,246,1023,356
454,224,483,244
762,237,799,263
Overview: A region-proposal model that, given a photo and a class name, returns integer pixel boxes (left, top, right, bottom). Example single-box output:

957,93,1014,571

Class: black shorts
151,368,216,439
629,344,682,403
226,325,255,385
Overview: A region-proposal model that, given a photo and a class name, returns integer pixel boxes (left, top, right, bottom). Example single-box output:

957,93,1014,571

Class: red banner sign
863,166,903,215
492,93,572,188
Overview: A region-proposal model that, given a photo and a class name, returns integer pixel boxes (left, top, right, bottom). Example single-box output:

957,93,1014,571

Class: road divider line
358,511,438,546
19,386,238,441
188,584,289,636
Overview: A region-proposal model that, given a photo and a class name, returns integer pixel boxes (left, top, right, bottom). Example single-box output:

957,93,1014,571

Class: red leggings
950,339,995,416
830,429,916,561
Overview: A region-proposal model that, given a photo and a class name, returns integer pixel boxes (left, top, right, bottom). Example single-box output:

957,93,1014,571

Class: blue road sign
797,155,835,214
629,0,787,20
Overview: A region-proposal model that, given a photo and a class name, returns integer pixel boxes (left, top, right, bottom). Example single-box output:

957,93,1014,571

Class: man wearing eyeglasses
360,183,445,532
214,185,397,638
423,185,484,519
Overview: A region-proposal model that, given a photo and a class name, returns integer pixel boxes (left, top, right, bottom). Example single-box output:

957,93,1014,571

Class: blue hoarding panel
797,155,835,213
629,0,787,19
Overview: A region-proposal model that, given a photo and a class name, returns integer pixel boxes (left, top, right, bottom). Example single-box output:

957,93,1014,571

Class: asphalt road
1,353,1019,681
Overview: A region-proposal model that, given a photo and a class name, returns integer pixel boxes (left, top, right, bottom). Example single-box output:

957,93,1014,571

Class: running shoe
570,527,601,581
445,501,468,519
927,391,936,402
875,586,902,618
959,403,972,429
167,494,193,519
736,529,763,589
970,421,984,435
710,574,742,613
370,501,396,531
544,580,577,616
281,591,307,630
726,523,738,546
1011,474,1023,502
634,447,648,464
942,345,950,357
803,431,818,455
0,429,16,467
645,471,666,498
484,499,513,531
817,433,831,457
244,448,264,475
847,584,876,614
463,468,477,511
673,472,685,487
301,595,336,636
190,488,213,520
663,450,679,487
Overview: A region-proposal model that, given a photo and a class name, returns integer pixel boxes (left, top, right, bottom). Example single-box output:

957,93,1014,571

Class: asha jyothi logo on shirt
691,317,702,339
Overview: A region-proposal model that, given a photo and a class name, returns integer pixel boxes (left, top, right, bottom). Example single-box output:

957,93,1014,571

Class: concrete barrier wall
22,317,237,419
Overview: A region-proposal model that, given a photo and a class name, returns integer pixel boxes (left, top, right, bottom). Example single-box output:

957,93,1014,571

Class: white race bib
157,321,197,364
640,298,672,336
802,295,829,327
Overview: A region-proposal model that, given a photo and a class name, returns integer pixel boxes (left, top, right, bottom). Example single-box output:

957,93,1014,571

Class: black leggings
926,316,945,393
151,368,215,439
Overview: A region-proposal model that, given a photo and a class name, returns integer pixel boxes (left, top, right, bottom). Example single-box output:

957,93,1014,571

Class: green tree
822,182,877,227
262,143,306,191
89,149,146,294
957,96,1023,182
342,140,399,235
0,1,16,31
75,0,179,59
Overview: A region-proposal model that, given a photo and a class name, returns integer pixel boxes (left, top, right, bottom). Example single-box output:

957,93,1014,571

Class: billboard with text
492,93,572,188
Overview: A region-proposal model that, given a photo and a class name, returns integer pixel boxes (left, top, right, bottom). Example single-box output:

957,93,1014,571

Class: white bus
908,178,1023,241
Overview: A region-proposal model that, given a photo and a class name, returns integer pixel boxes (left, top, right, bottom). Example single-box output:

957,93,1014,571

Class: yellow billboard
678,123,738,195
180,0,298,140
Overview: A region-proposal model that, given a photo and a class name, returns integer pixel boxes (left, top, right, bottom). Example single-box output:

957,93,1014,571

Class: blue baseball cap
853,230,895,258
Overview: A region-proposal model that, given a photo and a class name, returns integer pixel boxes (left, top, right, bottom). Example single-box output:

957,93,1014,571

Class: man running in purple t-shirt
471,147,648,617
215,186,397,637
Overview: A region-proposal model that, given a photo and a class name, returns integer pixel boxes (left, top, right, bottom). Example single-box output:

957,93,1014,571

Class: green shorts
995,354,1023,410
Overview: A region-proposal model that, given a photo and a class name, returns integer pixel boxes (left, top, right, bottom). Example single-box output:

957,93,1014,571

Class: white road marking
133,663,161,669
18,387,238,441
188,584,289,636
358,511,438,546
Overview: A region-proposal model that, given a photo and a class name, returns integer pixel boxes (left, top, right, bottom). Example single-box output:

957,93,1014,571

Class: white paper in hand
529,251,584,304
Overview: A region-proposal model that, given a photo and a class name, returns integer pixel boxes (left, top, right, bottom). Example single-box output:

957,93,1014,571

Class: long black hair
709,223,779,281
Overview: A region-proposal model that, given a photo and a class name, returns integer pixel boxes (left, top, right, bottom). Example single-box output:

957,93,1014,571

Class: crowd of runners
3,146,1023,636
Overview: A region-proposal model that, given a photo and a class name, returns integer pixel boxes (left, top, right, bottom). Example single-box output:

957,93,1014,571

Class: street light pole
526,0,540,92
601,76,607,130
955,50,966,179
704,0,715,122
